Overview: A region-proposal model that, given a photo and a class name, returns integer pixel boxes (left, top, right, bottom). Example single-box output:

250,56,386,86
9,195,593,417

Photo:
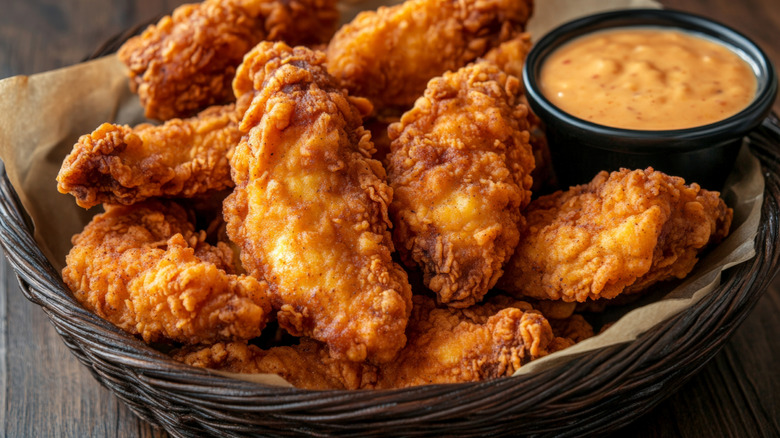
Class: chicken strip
174,339,374,390
57,100,248,209
481,32,533,80
549,314,594,344
483,295,593,351
118,0,339,120
326,0,533,115
498,168,734,302
176,295,571,389
481,33,556,192
388,61,535,308
225,42,413,363
372,295,555,388
62,201,271,344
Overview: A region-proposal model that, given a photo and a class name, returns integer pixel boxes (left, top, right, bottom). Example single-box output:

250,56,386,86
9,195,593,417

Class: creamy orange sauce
539,28,757,130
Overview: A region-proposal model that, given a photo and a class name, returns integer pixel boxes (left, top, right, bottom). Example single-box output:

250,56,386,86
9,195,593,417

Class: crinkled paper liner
0,0,762,387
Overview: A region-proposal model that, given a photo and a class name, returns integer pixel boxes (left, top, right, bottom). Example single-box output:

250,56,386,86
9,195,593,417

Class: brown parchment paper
0,0,764,388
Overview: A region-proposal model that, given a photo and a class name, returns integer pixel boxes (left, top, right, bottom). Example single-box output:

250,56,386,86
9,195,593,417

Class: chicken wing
387,61,535,307
62,201,271,344
118,0,339,120
326,0,533,115
57,100,247,209
224,42,412,363
498,168,734,302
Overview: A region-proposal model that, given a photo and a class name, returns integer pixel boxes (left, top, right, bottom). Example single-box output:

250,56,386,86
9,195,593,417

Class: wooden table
1,1,778,436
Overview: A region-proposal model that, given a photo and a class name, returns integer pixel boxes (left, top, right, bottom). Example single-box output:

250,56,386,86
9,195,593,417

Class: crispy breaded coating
177,295,567,389
387,61,534,307
174,339,374,390
224,42,412,364
373,295,555,388
499,168,734,302
326,0,533,115
488,295,593,349
62,201,271,344
481,33,556,192
57,101,246,209
118,0,339,120
549,314,594,344
481,32,533,80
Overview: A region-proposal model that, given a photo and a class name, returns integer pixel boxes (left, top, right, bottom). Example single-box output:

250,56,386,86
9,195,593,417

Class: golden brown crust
176,295,569,390
118,0,339,120
224,42,412,364
372,295,555,388
387,61,534,307
174,339,374,390
481,33,556,192
499,168,734,302
481,32,534,79
62,201,271,344
57,101,246,209
326,0,534,115
549,314,594,344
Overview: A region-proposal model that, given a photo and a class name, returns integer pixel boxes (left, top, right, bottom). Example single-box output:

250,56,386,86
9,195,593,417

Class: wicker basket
1,33,778,434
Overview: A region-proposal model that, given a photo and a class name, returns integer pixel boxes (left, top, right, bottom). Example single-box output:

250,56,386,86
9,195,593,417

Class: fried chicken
387,61,535,308
498,168,734,302
481,32,533,80
224,42,412,364
372,295,556,388
326,0,534,115
481,33,556,192
174,339,374,390
176,295,571,389
549,314,595,344
57,100,248,209
118,0,339,120
62,201,271,344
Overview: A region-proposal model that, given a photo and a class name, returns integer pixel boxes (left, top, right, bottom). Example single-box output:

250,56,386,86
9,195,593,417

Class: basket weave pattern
1,69,778,436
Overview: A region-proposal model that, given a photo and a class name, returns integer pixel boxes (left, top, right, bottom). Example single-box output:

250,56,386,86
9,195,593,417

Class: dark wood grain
0,1,778,437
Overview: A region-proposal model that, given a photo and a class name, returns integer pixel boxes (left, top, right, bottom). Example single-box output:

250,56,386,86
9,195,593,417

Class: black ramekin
522,9,777,190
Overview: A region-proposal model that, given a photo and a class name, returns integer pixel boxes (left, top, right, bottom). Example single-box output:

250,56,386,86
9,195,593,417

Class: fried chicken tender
487,295,593,352
176,295,565,389
326,0,534,115
481,33,533,80
499,168,734,302
118,0,339,120
57,100,248,209
174,339,374,390
373,295,555,388
224,42,412,363
387,61,534,308
62,201,271,344
481,33,556,192
549,314,594,344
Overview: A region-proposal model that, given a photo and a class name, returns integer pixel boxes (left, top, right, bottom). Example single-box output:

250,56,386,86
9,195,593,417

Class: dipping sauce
539,28,757,130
